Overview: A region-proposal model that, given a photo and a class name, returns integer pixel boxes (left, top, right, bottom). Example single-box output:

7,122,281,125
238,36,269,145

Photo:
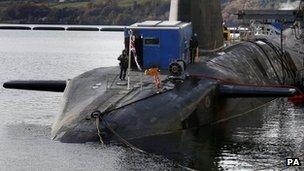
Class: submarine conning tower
169,0,224,50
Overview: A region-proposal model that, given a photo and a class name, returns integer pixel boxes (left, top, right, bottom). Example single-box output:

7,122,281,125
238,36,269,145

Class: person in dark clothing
118,50,128,81
190,34,199,64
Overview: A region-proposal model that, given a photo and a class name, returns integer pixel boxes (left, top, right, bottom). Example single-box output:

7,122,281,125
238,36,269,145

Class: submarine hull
51,37,303,143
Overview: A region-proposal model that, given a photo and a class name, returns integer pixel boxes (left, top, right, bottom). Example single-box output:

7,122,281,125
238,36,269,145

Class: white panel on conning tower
157,21,182,27
169,0,179,21
137,21,162,27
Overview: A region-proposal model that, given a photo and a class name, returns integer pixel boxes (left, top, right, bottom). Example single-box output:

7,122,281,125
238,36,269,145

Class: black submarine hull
50,37,302,143
102,38,300,143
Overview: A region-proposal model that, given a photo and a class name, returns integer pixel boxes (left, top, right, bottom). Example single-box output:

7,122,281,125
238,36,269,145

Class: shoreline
0,24,126,31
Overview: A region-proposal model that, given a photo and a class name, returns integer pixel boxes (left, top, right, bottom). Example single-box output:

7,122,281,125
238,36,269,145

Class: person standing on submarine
190,34,199,64
118,49,128,81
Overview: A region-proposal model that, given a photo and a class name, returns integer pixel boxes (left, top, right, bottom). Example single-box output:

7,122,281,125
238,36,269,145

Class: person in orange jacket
145,67,161,90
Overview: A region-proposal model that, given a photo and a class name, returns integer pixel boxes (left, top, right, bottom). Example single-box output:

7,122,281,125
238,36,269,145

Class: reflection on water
0,30,303,170
131,99,304,170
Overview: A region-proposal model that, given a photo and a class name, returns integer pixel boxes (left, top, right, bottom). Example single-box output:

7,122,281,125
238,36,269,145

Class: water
0,30,303,170
280,0,301,10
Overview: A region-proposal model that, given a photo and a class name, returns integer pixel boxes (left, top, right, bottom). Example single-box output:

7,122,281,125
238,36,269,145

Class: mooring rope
211,99,275,125
102,118,145,153
101,117,197,170
95,117,104,145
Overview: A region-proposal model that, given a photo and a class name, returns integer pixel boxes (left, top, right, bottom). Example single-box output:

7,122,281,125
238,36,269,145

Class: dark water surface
0,30,303,170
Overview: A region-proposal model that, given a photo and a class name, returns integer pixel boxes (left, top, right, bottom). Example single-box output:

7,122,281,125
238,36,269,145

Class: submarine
3,0,304,145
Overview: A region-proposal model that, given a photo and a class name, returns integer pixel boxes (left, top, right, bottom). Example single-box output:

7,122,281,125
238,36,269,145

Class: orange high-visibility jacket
145,68,160,77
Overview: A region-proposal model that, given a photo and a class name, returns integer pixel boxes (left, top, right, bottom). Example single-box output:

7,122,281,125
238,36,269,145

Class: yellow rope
94,112,144,153
103,119,145,153
211,99,275,125
95,117,104,145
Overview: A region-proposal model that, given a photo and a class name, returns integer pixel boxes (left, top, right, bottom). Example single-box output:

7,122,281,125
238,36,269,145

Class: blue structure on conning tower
124,20,192,70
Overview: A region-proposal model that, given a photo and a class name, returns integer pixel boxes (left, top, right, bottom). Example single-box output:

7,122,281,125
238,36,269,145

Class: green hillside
0,0,297,25
0,0,170,25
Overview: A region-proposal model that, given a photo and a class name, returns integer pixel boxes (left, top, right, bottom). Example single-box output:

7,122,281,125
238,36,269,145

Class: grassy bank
0,0,170,25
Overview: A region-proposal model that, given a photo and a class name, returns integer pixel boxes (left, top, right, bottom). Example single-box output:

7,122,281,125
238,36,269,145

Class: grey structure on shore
169,0,224,50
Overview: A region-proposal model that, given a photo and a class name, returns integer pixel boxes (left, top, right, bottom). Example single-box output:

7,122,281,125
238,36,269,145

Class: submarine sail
169,0,224,50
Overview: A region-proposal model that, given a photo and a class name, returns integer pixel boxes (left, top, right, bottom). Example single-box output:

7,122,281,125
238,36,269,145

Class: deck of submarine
52,66,177,141
93,68,173,112
60,66,174,118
